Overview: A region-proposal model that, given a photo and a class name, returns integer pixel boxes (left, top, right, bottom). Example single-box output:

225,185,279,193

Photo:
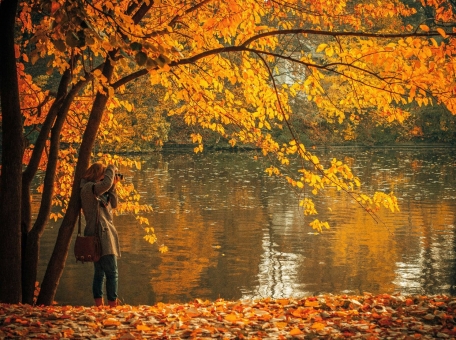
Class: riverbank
103,141,456,156
1,294,455,339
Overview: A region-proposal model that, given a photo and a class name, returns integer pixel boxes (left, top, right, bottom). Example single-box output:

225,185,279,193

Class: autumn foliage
1,0,456,304
2,294,456,338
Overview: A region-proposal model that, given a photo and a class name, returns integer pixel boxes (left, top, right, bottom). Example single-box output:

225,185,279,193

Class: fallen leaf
104,318,121,326
311,322,326,330
290,328,303,335
224,313,238,322
136,324,151,331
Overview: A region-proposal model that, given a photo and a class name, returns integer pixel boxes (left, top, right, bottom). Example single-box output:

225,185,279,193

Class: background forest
13,61,456,154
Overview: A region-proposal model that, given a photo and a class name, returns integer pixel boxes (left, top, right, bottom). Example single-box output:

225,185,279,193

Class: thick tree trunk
22,79,88,304
0,0,23,304
37,59,114,305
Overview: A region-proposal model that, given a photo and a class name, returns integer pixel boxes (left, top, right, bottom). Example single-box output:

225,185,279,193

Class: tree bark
37,58,115,305
21,67,73,239
21,83,65,303
37,3,153,305
22,78,89,304
0,0,23,304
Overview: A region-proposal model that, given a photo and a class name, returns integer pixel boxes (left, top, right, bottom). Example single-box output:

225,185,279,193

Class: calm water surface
37,147,456,306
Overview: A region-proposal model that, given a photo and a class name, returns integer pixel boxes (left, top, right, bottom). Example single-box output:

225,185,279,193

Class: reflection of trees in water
143,152,267,303
127,149,456,300
250,221,304,300
39,148,456,305
392,202,456,295
253,184,289,298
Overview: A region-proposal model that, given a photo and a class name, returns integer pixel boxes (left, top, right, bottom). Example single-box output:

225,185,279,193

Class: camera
115,173,124,180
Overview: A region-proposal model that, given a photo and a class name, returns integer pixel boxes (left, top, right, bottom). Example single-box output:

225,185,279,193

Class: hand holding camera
113,172,124,185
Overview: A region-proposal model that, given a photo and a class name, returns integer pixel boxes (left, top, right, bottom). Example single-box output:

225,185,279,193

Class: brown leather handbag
74,194,101,263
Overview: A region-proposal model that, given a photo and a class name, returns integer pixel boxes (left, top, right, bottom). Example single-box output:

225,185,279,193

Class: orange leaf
437,28,447,38
186,307,201,318
275,322,288,329
276,298,289,306
104,318,121,326
224,313,238,322
419,24,429,32
311,322,326,330
51,1,61,14
305,300,320,307
136,324,151,331
290,328,303,335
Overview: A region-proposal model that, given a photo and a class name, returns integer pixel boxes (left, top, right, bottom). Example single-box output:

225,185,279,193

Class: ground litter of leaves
2,294,456,339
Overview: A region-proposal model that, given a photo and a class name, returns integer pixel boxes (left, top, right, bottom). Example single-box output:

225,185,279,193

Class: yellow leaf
225,313,238,322
325,46,334,57
199,79,209,88
316,43,327,53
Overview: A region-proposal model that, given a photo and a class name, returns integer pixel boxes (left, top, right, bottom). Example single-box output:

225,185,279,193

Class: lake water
37,147,456,306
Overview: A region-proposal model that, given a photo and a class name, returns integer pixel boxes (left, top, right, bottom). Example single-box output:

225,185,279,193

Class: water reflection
37,147,456,306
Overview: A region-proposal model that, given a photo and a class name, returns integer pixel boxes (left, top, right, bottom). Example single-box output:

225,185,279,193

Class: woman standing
80,163,121,307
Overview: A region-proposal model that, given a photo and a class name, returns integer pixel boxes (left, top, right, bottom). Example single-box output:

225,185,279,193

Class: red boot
94,298,104,307
108,299,117,308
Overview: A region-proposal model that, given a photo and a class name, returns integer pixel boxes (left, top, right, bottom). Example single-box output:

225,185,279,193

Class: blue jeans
93,255,118,302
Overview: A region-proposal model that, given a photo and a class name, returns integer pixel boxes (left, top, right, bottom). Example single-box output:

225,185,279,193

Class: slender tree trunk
37,58,115,305
21,95,61,303
21,67,73,244
0,0,23,303
37,3,152,305
22,78,88,304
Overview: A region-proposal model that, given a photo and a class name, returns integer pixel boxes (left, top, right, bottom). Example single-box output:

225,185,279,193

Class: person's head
83,163,106,182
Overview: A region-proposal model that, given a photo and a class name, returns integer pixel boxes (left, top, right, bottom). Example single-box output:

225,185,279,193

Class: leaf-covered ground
1,294,456,339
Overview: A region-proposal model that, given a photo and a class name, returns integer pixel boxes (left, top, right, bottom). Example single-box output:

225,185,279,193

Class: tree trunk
36,3,152,306
0,0,23,304
21,67,73,244
21,96,61,303
22,78,88,304
37,58,114,305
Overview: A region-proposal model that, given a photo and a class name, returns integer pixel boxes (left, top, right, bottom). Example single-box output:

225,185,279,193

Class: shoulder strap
92,183,101,236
